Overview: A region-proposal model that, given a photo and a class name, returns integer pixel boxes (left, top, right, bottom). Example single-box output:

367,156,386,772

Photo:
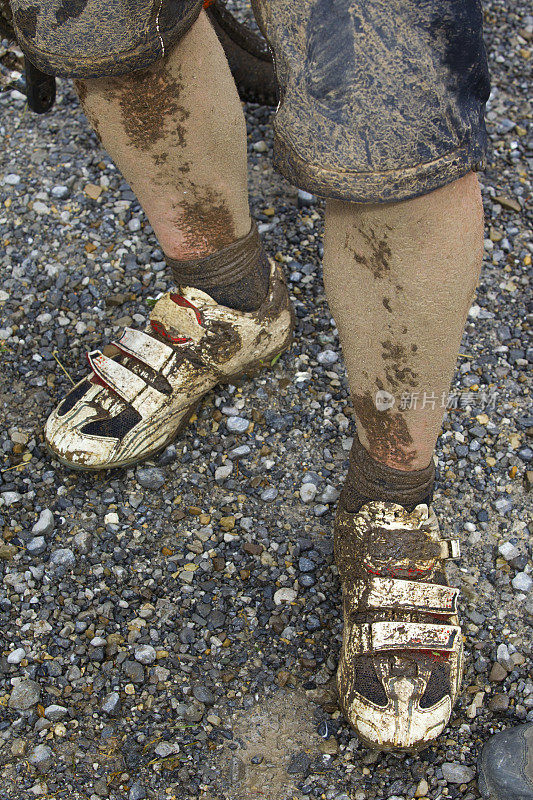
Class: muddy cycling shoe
478,724,533,800
45,259,293,470
335,501,463,751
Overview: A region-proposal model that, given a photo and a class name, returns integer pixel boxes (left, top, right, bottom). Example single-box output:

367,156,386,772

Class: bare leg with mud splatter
324,173,484,509
73,11,269,312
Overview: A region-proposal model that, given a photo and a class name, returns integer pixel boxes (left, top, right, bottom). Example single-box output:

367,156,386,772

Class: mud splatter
352,390,417,467
172,187,237,254
207,689,322,800
14,5,38,39
55,0,88,26
73,78,87,103
381,339,418,389
345,226,392,279
111,64,188,150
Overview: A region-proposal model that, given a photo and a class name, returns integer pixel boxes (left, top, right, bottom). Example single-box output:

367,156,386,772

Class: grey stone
123,660,145,683
287,751,312,775
28,744,54,773
72,531,92,554
27,536,47,556
2,492,21,505
215,464,233,482
230,445,251,458
136,467,166,490
134,645,157,665
7,647,26,664
32,509,54,536
158,444,177,465
129,782,146,800
512,572,533,593
226,416,249,433
493,497,513,514
193,685,215,705
155,742,179,757
101,692,121,716
317,350,339,365
490,662,508,682
261,487,278,501
314,504,329,516
9,680,41,710
51,185,69,198
44,704,68,721
49,548,76,572
317,485,340,503
441,763,475,784
300,483,317,503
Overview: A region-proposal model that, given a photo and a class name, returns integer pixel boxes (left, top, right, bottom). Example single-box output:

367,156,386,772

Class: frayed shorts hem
273,133,487,204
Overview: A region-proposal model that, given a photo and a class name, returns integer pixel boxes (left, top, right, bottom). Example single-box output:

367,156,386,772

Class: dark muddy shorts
10,0,491,203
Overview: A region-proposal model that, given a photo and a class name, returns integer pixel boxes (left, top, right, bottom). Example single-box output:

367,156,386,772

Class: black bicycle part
24,57,56,113
206,0,277,106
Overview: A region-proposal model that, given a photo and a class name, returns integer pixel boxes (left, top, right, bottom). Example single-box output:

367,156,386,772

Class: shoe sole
45,326,294,472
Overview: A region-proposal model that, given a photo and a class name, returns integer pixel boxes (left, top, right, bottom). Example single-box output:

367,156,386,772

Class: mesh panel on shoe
419,663,451,709
57,380,91,417
80,408,142,441
352,656,389,707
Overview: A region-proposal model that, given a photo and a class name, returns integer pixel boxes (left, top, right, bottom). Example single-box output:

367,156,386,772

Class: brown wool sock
166,222,270,313
341,433,436,513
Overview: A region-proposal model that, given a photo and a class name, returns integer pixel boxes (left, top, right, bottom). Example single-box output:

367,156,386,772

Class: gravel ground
0,1,531,798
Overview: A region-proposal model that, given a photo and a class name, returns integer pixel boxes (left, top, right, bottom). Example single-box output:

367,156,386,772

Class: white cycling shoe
335,501,463,751
45,259,293,470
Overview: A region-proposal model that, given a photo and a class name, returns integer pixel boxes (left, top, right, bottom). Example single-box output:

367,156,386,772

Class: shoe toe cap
340,673,451,751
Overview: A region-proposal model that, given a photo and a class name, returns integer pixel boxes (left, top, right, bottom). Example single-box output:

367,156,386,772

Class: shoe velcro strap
352,621,461,655
114,328,175,372
345,576,458,615
440,539,461,559
87,350,164,408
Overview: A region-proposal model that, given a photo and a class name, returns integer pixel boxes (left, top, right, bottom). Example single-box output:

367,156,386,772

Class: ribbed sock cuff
341,433,435,512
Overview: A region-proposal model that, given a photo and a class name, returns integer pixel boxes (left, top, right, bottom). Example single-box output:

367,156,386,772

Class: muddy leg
74,11,269,311
324,173,484,506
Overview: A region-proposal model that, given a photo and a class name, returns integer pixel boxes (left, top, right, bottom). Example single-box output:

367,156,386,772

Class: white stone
499,541,519,561
442,763,475,784
300,483,318,503
512,572,533,593
215,464,233,482
5,174,20,185
134,645,157,665
32,509,54,536
7,648,26,664
226,416,249,433
51,185,69,198
2,492,21,505
44,705,68,721
317,349,339,365
155,741,180,757
274,588,297,605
